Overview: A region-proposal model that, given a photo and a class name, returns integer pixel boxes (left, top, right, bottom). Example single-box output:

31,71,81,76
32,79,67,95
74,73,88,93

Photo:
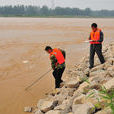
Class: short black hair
45,46,52,51
91,23,97,28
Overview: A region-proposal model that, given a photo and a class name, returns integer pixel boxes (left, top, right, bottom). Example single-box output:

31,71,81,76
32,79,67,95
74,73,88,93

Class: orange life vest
50,48,65,65
90,28,101,44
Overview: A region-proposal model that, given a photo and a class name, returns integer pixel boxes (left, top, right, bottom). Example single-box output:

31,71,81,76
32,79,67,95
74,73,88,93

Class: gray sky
0,0,114,10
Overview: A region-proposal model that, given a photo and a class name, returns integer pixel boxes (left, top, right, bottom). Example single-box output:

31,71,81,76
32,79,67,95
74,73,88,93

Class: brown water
0,18,114,114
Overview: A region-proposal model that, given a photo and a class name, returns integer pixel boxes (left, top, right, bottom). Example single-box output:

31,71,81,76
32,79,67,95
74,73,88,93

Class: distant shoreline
0,16,114,18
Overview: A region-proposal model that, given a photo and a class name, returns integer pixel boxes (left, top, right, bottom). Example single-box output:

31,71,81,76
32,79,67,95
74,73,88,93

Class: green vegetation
81,77,114,113
0,5,114,17
87,86,114,113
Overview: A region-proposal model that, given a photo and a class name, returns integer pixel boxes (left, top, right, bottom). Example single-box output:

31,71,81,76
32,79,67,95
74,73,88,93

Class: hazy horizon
0,0,114,10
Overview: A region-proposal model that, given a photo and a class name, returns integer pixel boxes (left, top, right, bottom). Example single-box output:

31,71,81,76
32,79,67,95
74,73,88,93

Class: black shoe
101,61,105,64
60,80,63,83
89,66,93,69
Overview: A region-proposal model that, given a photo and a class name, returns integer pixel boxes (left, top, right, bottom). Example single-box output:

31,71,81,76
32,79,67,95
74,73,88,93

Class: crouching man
45,46,66,89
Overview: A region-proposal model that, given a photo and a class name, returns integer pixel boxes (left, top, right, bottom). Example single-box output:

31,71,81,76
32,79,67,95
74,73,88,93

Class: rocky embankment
25,42,114,114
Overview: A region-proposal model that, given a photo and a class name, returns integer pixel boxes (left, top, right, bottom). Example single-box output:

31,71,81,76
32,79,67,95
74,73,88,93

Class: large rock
89,76,107,85
65,79,80,88
75,82,89,94
50,88,75,105
90,64,105,72
54,93,82,114
37,99,58,113
54,99,72,113
60,88,75,97
72,102,95,114
73,94,85,104
90,70,107,77
103,78,114,90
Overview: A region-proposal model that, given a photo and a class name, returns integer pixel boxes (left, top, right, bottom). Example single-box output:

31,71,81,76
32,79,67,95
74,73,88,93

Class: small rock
60,81,65,88
82,85,90,94
34,110,43,114
24,106,32,112
72,102,95,114
54,99,69,110
73,94,85,104
50,88,75,105
89,76,106,85
90,70,107,77
104,61,113,69
103,78,114,90
54,104,66,110
66,79,79,88
83,68,90,76
95,107,112,114
107,66,114,77
76,82,89,93
107,58,114,65
37,99,58,113
90,64,105,72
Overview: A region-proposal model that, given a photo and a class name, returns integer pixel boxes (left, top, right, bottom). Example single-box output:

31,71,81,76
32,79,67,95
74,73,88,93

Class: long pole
84,40,93,43
25,68,52,91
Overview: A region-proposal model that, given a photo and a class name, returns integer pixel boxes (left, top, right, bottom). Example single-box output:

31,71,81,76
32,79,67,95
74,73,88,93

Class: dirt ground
0,18,113,114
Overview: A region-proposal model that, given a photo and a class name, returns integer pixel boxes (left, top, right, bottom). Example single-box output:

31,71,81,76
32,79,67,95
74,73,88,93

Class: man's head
91,23,98,32
45,46,53,54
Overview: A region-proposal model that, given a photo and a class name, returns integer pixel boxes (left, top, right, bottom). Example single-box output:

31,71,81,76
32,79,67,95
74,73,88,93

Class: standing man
89,23,105,69
45,46,66,90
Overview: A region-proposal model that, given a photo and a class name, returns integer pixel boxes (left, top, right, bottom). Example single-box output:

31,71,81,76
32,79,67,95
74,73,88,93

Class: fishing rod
25,68,52,91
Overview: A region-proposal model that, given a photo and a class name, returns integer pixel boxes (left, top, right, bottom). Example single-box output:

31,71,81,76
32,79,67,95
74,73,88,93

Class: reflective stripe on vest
90,28,101,44
50,48,65,65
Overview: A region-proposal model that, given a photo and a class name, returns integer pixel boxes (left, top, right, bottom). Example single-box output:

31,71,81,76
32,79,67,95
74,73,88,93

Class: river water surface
0,18,114,114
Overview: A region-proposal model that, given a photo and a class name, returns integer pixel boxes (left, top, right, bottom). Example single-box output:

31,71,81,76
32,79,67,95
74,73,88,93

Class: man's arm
59,49,66,59
89,34,91,40
50,55,57,70
98,31,104,43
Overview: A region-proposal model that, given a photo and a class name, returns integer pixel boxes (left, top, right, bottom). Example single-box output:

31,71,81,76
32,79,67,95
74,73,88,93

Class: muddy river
0,18,113,114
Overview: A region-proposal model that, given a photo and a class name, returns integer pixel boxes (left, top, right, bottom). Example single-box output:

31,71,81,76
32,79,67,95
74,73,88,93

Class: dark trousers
89,44,105,68
53,67,65,88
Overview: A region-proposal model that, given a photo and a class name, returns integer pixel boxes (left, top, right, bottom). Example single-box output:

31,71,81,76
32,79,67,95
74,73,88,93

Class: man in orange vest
45,46,66,89
89,23,105,69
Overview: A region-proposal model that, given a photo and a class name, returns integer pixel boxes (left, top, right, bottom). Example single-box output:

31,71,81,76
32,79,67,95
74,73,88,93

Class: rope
25,68,52,91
